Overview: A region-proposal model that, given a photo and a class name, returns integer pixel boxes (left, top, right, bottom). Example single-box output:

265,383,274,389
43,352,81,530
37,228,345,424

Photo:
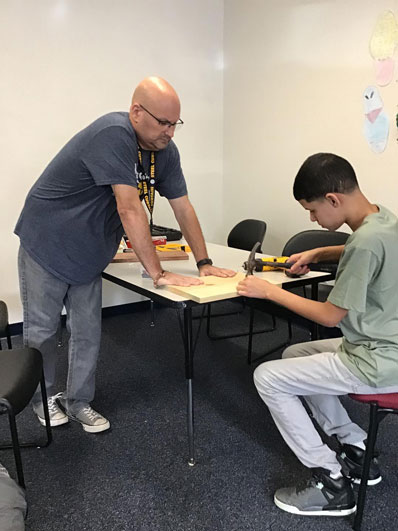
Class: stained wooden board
165,272,248,303
112,250,188,263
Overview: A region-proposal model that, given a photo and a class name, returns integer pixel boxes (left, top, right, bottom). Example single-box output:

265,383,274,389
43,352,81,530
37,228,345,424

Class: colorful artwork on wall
369,10,398,87
363,86,389,153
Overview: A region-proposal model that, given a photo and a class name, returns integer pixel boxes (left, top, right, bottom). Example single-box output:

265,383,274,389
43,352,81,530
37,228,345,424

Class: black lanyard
136,146,156,227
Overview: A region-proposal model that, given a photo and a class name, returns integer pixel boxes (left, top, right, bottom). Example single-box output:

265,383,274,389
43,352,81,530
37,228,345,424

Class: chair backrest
227,219,267,253
0,300,12,350
0,348,43,415
282,229,350,257
0,300,9,338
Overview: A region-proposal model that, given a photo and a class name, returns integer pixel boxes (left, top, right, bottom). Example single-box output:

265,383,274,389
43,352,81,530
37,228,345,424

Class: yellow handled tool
243,256,291,272
156,243,191,252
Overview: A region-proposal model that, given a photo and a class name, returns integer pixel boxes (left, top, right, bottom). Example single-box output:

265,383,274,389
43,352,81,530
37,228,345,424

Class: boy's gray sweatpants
254,338,398,475
0,473,26,531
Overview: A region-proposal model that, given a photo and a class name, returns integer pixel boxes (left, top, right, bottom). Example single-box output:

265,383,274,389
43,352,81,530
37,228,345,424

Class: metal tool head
245,241,261,276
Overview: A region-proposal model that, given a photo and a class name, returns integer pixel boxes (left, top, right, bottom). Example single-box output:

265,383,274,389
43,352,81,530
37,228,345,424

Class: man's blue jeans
18,246,102,415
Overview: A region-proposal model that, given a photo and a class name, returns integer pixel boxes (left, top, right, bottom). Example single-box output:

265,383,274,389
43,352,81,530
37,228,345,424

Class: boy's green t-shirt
328,205,398,387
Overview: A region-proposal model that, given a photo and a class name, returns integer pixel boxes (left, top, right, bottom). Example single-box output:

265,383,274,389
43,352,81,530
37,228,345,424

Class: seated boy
237,153,398,517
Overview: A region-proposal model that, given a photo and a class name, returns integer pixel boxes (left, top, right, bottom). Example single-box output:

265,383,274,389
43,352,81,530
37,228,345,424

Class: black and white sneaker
338,443,382,486
274,468,356,517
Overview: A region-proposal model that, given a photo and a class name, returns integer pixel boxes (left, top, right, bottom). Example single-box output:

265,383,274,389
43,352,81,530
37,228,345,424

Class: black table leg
150,300,155,327
182,305,195,466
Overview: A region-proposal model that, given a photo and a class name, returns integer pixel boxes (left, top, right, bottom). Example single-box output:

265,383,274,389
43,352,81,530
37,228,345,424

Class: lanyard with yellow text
137,146,156,228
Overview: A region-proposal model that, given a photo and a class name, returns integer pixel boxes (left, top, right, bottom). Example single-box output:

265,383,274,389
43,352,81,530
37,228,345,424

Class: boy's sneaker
33,395,69,427
56,396,110,433
274,468,356,517
338,443,382,486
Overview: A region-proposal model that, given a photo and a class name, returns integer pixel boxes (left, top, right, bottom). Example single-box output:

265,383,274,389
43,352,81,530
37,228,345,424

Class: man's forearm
119,208,163,279
173,202,209,263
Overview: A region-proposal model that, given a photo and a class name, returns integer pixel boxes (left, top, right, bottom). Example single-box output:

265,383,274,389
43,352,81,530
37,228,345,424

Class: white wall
224,0,398,255
4,1,398,324
1,0,224,323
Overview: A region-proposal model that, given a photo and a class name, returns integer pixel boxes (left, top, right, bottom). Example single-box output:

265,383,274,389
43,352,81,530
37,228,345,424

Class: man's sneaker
274,468,356,517
338,443,382,486
33,395,69,427
56,396,110,433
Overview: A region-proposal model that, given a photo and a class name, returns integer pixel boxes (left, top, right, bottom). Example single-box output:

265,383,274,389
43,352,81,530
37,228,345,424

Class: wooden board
165,272,248,303
112,250,189,263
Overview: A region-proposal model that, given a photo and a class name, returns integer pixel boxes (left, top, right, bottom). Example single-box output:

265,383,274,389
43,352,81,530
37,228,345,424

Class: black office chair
0,301,52,489
283,229,350,256
282,229,350,299
206,219,277,341
283,229,350,270
247,229,350,364
227,219,267,252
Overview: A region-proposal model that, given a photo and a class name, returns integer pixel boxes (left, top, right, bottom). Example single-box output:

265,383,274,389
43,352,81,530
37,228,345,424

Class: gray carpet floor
1,302,397,530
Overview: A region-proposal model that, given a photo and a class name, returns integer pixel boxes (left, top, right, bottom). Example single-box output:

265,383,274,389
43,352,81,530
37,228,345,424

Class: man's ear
325,193,341,208
130,103,141,123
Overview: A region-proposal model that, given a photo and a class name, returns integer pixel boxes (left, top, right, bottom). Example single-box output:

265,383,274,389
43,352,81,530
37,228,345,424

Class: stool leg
8,410,25,489
353,403,380,530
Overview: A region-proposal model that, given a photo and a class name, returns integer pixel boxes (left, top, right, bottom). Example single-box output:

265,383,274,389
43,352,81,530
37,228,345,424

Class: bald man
15,76,234,434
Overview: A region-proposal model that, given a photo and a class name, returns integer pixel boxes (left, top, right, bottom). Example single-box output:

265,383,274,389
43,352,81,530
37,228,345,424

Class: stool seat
0,348,43,415
349,393,398,410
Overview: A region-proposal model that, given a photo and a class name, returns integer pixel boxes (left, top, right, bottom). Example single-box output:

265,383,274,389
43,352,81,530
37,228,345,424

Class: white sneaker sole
274,496,356,516
81,420,110,433
37,414,69,427
352,475,382,486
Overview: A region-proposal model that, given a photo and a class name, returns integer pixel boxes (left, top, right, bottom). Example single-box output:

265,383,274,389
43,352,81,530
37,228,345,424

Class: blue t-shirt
15,112,187,284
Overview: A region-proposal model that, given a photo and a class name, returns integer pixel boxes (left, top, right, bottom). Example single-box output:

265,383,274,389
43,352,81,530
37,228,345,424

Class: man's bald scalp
132,76,180,108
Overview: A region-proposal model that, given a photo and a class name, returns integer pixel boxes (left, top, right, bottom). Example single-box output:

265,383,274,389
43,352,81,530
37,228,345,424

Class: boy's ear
325,193,341,208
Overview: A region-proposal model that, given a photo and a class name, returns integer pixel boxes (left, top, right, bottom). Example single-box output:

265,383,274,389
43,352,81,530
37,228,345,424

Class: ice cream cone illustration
363,86,389,153
369,10,398,86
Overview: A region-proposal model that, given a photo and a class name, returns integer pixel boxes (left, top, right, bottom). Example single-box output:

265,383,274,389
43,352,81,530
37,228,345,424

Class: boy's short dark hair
293,153,359,202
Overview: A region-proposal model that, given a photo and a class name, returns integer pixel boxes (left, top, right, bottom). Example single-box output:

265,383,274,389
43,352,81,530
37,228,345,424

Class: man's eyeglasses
139,104,184,130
